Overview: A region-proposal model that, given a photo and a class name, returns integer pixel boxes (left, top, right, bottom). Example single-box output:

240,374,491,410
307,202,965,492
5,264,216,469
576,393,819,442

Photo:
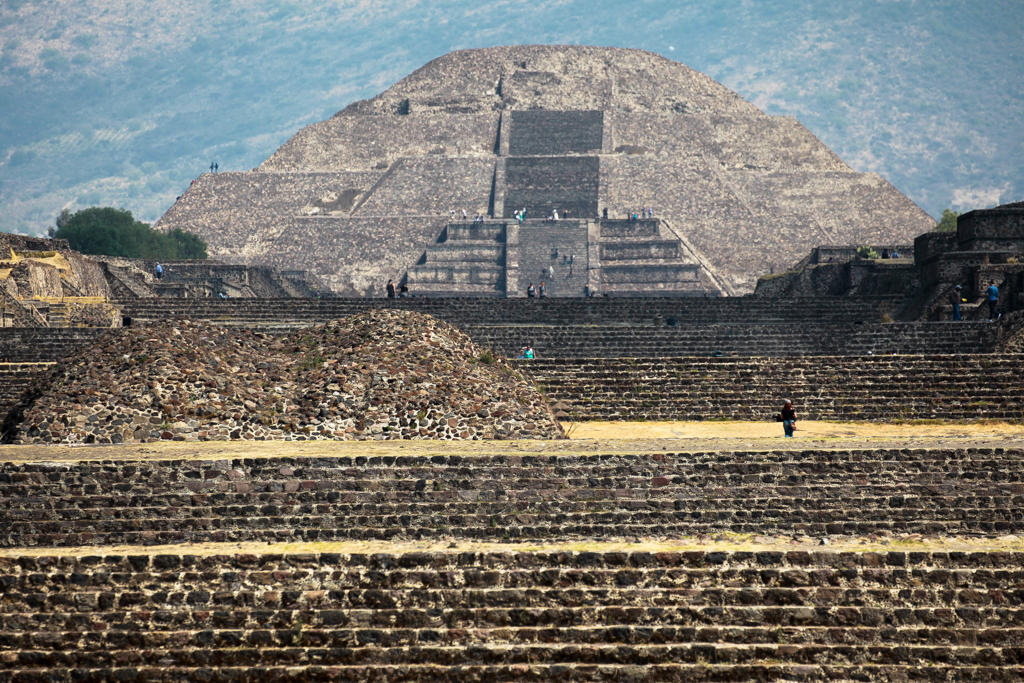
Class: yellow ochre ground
1,420,1023,464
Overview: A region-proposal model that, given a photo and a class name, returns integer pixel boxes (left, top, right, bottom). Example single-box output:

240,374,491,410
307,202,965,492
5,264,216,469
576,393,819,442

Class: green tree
168,227,209,259
935,208,960,232
52,206,208,259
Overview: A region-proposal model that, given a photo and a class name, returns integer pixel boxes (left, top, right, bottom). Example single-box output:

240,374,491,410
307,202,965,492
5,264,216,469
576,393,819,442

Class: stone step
7,643,1024,669
2,665,1022,683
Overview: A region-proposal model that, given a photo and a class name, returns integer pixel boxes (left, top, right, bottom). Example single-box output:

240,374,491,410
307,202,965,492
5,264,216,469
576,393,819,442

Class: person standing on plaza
779,401,796,437
539,281,547,298
527,283,536,298
386,279,396,298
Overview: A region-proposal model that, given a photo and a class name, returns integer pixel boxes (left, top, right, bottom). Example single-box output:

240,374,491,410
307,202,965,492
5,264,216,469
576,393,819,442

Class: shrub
857,246,879,259
53,206,208,259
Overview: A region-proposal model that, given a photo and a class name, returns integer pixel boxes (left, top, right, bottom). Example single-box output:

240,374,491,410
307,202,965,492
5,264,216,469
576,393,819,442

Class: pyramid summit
156,45,934,296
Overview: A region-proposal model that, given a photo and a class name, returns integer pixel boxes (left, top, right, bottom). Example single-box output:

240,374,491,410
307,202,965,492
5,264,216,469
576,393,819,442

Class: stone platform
3,435,1024,682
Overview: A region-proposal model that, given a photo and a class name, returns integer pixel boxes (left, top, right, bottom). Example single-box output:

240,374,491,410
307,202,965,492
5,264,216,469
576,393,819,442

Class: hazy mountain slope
0,0,1021,234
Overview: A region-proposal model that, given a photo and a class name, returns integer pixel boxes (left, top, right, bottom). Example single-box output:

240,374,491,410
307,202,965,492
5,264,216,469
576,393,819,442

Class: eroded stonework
156,46,935,295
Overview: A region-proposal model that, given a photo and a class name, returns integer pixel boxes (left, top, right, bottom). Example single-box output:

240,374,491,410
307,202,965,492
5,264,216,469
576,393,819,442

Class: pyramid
155,45,935,296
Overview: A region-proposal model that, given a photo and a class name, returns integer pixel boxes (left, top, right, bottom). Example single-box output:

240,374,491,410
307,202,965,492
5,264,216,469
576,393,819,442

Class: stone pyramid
155,45,935,296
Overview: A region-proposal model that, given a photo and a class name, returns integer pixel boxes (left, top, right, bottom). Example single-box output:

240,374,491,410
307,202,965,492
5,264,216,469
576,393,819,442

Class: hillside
0,0,1021,234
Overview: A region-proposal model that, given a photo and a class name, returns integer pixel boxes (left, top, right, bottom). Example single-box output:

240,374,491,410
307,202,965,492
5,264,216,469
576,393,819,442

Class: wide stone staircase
3,446,1024,548
523,355,1024,421
0,363,51,425
0,328,108,363
114,297,896,330
5,545,1024,682
406,223,507,296
467,321,999,358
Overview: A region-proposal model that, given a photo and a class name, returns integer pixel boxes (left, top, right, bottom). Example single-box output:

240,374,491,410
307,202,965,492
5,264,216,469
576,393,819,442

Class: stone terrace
523,355,1024,421
3,445,1024,548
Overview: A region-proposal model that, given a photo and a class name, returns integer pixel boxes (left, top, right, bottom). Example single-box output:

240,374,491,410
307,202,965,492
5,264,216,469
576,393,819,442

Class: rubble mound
8,310,563,444
279,309,563,440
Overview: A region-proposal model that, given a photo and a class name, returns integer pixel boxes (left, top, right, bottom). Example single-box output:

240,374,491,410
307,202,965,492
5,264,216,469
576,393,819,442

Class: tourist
516,347,527,359
527,283,536,298
450,209,455,221
461,209,467,221
155,263,163,280
548,265,554,279
779,400,797,437
386,279,396,298
539,281,547,298
881,250,890,259
891,250,900,258
602,207,608,219
524,345,535,359
986,281,1000,321
949,285,963,321
399,283,410,298
553,209,559,221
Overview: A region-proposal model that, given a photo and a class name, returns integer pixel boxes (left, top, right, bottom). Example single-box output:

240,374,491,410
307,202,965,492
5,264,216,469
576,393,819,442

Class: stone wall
352,156,495,218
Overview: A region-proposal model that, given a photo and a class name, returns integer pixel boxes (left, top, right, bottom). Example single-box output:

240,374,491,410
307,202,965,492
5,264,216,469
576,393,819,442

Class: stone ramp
523,355,1024,421
4,546,1024,682
4,447,1024,548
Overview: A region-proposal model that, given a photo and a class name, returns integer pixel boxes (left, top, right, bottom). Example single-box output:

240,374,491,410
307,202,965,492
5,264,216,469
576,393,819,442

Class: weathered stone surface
155,45,935,296
8,310,563,444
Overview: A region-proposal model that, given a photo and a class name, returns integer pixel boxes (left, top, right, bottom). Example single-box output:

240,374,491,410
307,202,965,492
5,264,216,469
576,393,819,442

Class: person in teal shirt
986,281,1000,321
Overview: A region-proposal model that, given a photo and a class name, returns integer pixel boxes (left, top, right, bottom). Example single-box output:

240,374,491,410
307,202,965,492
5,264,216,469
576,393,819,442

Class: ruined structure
754,201,1024,322
97,256,325,299
0,234,121,329
156,46,934,296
